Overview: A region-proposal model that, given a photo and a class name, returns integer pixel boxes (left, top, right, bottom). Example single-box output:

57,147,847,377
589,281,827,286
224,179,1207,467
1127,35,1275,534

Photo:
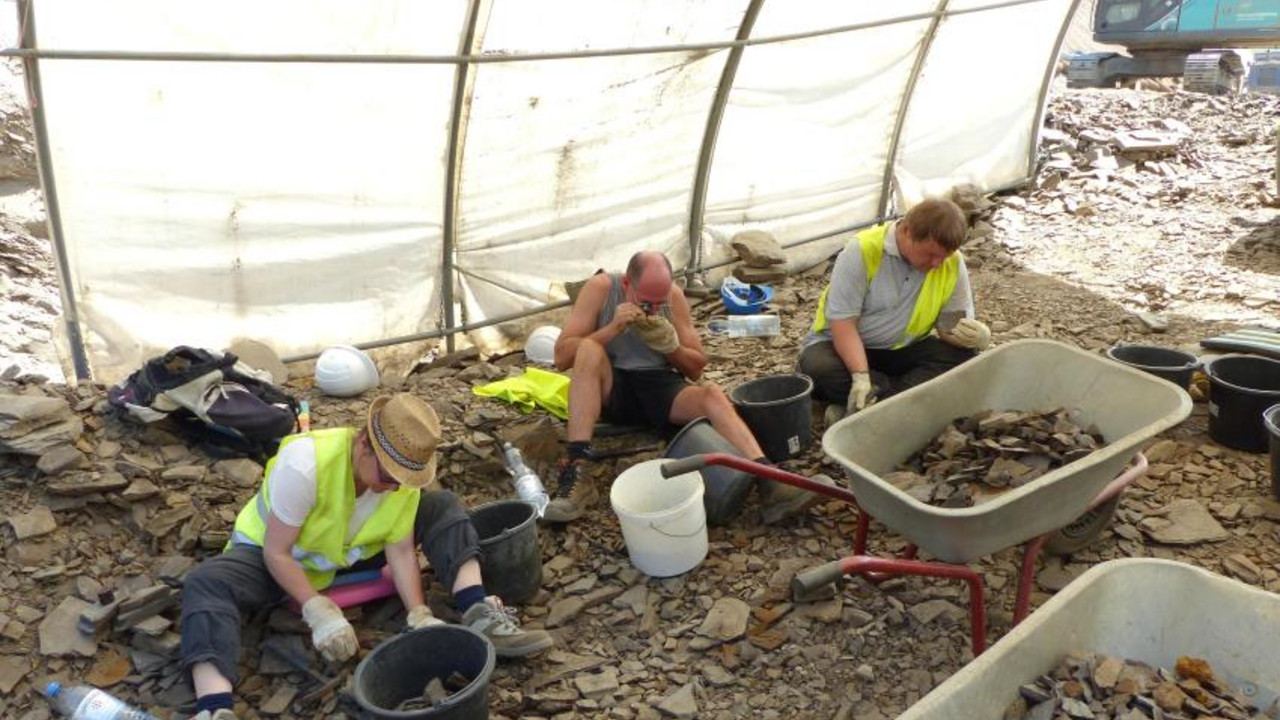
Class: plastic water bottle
501,442,549,517
708,314,781,338
44,682,162,720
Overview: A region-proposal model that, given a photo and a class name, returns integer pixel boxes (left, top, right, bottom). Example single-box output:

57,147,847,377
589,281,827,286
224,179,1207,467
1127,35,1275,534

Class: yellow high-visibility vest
229,427,420,590
811,224,960,349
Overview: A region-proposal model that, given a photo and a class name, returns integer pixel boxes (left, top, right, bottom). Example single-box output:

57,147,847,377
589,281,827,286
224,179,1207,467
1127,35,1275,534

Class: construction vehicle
1067,0,1280,93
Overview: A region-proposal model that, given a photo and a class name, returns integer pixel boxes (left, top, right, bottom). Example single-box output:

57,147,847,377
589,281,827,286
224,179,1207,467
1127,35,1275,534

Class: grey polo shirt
803,223,973,351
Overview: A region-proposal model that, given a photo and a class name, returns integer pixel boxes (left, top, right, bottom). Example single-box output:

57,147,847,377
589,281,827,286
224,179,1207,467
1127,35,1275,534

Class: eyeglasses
637,300,665,315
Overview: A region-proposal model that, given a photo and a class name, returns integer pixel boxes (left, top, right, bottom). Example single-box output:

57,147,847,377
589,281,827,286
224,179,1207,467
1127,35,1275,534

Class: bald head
624,251,674,307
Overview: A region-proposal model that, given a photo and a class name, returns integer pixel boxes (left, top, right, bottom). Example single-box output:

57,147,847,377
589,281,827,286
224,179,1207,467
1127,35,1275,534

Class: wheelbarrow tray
823,340,1191,562
900,559,1280,718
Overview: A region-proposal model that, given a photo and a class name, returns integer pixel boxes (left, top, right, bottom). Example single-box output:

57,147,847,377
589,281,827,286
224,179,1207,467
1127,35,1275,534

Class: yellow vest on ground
811,224,960,349
230,427,421,590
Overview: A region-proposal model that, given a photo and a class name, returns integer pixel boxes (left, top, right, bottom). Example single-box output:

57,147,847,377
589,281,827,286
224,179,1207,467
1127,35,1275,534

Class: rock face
0,394,82,455
730,230,786,268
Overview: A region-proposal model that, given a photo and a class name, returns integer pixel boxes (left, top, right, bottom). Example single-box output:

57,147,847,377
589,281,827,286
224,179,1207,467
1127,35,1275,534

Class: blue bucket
721,278,773,315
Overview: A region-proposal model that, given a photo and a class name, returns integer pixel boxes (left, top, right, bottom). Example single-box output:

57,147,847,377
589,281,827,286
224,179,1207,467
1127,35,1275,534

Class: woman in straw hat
179,392,552,720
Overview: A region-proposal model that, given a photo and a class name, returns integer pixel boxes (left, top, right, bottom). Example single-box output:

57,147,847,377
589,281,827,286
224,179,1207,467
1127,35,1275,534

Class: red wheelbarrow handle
660,453,861,507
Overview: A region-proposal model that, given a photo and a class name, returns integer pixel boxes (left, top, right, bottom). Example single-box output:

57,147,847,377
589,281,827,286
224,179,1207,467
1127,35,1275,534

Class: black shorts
603,368,691,430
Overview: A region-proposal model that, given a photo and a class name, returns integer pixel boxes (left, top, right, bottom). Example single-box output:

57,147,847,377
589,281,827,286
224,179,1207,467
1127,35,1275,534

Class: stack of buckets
1107,345,1280,499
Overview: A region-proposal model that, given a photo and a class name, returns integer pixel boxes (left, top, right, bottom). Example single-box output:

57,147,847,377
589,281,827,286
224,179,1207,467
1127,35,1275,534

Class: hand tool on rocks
262,635,352,706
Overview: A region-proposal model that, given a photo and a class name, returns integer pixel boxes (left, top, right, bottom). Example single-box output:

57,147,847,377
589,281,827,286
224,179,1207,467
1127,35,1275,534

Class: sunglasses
637,300,665,315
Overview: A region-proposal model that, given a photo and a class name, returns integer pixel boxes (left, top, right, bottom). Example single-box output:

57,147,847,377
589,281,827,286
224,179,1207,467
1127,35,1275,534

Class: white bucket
609,459,708,578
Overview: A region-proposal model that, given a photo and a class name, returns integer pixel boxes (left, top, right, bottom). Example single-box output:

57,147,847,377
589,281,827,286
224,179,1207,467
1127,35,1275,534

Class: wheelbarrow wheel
1043,496,1121,556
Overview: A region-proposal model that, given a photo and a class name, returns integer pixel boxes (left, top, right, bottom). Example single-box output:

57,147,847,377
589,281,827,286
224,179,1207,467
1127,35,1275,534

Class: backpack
108,346,300,461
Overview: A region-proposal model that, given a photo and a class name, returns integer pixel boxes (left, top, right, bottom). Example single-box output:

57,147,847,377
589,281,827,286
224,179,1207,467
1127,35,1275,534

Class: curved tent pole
686,0,768,286
0,0,1051,66
16,0,90,380
442,0,487,353
1027,0,1083,181
877,0,950,219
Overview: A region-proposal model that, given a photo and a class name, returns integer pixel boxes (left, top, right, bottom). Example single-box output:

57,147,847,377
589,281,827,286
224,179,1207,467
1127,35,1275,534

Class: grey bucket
1105,344,1198,390
729,374,814,463
664,417,755,526
468,500,542,605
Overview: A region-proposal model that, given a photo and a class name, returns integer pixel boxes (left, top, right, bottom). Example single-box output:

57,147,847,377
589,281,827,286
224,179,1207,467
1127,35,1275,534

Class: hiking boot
823,403,846,429
758,473,837,524
190,710,239,720
542,460,597,523
462,596,555,658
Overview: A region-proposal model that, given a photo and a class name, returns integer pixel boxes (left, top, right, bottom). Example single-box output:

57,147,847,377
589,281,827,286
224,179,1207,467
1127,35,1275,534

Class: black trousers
798,337,976,405
180,490,478,685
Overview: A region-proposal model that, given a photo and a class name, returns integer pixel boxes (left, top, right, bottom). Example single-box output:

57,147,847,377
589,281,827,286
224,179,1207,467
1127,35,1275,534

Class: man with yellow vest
179,393,552,720
798,198,991,424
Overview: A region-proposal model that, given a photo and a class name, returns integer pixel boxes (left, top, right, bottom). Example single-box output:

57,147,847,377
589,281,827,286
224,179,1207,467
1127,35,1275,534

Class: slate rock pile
886,409,1105,508
1007,653,1268,720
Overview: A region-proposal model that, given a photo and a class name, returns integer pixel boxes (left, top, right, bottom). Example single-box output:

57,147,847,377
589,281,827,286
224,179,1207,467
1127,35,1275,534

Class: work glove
949,318,991,351
302,596,358,663
846,371,875,414
631,315,681,355
406,604,445,630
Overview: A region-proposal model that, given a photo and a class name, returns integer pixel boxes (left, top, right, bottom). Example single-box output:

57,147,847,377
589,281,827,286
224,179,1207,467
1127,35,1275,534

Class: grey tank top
598,273,675,371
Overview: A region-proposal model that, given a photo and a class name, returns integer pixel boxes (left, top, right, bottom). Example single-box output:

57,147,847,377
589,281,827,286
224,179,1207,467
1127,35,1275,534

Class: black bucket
1105,344,1198,389
664,417,755,526
468,500,542,605
1266,404,1280,499
1205,355,1280,452
729,374,814,463
353,625,495,719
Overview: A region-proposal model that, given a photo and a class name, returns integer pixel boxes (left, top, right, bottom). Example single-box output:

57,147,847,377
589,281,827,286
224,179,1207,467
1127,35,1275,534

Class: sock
196,692,235,713
568,441,593,461
455,584,486,614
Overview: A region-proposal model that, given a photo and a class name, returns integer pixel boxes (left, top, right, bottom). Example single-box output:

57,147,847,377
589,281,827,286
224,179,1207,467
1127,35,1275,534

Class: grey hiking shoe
542,460,597,523
759,474,836,524
462,597,554,658
823,403,846,429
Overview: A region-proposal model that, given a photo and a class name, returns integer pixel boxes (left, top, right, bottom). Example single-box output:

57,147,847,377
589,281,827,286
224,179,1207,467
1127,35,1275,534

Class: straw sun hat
365,393,441,489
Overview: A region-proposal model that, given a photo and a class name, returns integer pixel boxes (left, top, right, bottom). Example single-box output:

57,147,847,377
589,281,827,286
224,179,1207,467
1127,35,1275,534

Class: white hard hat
315,345,380,397
525,326,561,365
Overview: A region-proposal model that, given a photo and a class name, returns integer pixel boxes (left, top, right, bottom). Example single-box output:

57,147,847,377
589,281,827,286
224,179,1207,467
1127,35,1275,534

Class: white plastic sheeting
24,0,1077,382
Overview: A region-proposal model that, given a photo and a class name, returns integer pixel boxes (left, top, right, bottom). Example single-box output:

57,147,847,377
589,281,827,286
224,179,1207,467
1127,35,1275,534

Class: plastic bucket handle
648,518,707,538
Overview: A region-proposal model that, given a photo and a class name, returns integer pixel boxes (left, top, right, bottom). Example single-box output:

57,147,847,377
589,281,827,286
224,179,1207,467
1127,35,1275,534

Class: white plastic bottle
709,314,781,338
44,682,162,720
501,442,550,517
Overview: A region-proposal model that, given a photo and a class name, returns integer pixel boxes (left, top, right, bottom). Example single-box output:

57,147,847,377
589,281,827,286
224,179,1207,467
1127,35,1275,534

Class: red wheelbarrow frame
660,452,1149,656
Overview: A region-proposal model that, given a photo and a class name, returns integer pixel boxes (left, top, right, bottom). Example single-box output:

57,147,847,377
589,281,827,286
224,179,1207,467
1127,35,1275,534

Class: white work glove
302,596,358,663
405,604,445,630
631,315,681,355
949,318,991,351
846,372,875,414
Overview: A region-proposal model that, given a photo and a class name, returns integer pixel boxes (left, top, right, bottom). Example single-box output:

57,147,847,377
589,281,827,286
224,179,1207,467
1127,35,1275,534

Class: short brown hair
900,198,967,253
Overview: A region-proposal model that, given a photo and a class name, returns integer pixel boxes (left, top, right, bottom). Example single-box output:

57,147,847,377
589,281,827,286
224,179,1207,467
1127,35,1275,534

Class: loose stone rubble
888,409,1105,508
1008,653,1266,720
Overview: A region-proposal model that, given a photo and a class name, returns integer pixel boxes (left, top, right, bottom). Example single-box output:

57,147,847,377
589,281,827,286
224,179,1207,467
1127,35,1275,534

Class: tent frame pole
16,0,90,380
442,0,486,354
1027,0,1083,181
877,0,950,219
686,0,768,285
0,0,1050,66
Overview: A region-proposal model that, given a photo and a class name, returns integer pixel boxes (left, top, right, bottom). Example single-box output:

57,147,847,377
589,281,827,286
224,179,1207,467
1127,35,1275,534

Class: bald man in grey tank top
546,251,825,525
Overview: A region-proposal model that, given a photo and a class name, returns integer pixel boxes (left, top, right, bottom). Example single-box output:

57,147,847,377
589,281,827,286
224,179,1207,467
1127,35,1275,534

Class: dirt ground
1,79,1279,720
